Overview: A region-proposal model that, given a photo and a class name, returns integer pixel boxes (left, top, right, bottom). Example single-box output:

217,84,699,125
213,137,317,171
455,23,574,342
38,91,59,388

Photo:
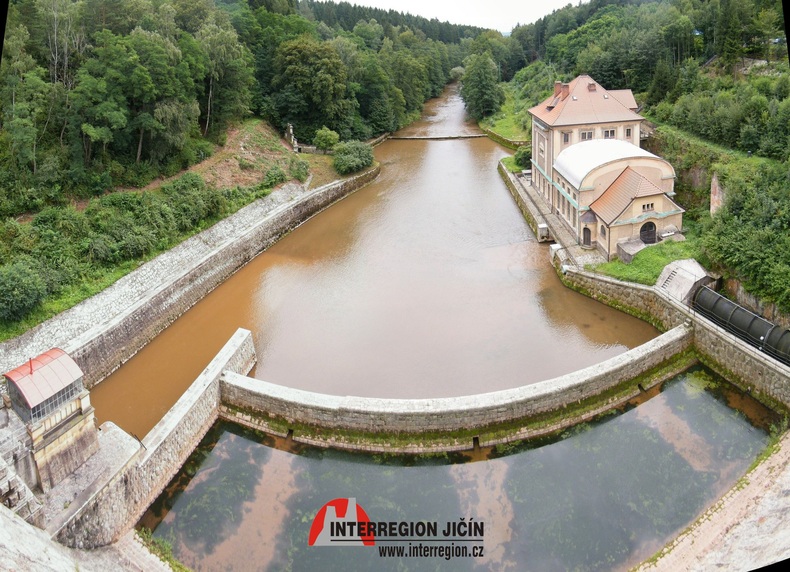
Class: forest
0,0,789,327
0,0,489,329
479,0,789,314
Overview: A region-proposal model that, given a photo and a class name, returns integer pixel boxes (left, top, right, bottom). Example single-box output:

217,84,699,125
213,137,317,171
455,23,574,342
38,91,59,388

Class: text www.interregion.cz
377,543,484,560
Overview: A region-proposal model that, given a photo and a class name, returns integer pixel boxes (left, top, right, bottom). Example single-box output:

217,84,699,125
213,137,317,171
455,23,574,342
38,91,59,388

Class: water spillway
142,366,777,572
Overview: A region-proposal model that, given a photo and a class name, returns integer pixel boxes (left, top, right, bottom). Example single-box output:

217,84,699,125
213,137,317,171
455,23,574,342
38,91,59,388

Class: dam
0,82,786,562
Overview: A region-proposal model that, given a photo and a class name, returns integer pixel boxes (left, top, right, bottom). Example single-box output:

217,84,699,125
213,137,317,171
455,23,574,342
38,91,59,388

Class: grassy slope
0,120,325,342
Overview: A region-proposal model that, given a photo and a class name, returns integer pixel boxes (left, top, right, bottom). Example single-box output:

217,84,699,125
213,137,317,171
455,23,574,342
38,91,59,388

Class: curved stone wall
220,324,693,448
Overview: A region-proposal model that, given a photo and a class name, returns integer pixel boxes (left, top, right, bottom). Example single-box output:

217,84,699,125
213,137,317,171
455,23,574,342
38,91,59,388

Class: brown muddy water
91,85,656,438
140,366,778,572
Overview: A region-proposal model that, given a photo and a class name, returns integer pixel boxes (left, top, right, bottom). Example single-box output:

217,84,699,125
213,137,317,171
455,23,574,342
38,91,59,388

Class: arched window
600,225,606,238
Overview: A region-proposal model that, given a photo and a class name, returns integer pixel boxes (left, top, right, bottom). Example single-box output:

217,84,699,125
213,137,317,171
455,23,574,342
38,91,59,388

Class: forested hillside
0,0,488,330
0,0,485,219
487,0,789,313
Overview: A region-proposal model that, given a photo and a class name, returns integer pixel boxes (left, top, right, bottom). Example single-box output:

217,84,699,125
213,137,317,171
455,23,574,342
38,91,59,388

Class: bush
514,145,532,168
333,141,374,175
262,164,286,188
0,259,47,322
288,155,309,182
313,126,340,151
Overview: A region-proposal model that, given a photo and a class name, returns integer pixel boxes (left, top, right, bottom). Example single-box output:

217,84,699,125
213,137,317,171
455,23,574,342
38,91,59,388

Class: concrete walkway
501,166,605,267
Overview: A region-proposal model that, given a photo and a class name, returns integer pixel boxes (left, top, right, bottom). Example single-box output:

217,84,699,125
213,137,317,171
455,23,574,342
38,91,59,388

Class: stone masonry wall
220,324,692,435
0,168,379,388
53,329,255,549
562,268,790,408
562,268,692,331
73,168,379,387
694,316,790,406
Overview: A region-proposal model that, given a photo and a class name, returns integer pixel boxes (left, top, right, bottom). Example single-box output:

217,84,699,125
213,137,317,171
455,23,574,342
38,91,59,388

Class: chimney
561,83,570,99
554,81,562,97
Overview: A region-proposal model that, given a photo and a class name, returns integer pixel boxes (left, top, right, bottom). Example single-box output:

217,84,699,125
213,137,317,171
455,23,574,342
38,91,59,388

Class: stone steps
661,269,678,290
0,455,42,525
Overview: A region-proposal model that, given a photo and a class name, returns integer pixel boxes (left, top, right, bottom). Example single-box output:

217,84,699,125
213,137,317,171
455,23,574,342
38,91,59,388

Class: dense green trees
0,0,254,215
460,53,505,120
0,0,476,219
702,159,790,311
0,0,482,325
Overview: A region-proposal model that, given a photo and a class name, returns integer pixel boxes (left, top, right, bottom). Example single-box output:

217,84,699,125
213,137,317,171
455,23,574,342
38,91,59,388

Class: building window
562,132,570,144
539,142,545,157
626,128,632,138
601,225,606,237
642,202,654,211
603,129,615,139
580,131,593,141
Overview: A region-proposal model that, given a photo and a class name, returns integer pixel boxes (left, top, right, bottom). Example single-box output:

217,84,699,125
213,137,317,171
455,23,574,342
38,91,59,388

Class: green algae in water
149,424,271,555
144,366,773,572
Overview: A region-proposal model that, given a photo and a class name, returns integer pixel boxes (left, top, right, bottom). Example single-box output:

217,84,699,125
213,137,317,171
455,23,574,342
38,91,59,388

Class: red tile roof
3,348,83,408
590,167,674,225
528,75,643,127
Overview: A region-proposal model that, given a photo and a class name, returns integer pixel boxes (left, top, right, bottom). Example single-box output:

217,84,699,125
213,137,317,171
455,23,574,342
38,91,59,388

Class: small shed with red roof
3,349,98,492
3,348,85,424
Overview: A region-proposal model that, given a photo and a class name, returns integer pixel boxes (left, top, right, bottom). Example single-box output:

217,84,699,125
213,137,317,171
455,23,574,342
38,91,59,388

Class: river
91,84,657,438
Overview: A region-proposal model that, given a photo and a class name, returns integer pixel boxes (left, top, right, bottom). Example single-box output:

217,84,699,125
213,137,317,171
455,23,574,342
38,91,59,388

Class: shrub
333,141,374,175
262,164,286,188
313,126,340,151
288,155,309,182
0,258,47,322
514,145,532,168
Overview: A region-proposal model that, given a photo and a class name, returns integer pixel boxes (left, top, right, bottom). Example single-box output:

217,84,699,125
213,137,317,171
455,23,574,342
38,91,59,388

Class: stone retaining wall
480,127,528,150
52,329,255,549
694,316,790,407
74,168,378,387
561,267,691,331
220,324,692,436
561,268,790,409
0,167,379,388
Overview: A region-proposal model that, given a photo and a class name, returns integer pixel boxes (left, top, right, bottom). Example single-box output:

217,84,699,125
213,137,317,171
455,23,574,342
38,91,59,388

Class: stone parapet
220,324,692,437
52,329,255,549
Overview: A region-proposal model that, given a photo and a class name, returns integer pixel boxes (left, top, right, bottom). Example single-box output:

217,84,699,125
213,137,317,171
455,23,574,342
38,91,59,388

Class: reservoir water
91,85,657,438
141,366,777,571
